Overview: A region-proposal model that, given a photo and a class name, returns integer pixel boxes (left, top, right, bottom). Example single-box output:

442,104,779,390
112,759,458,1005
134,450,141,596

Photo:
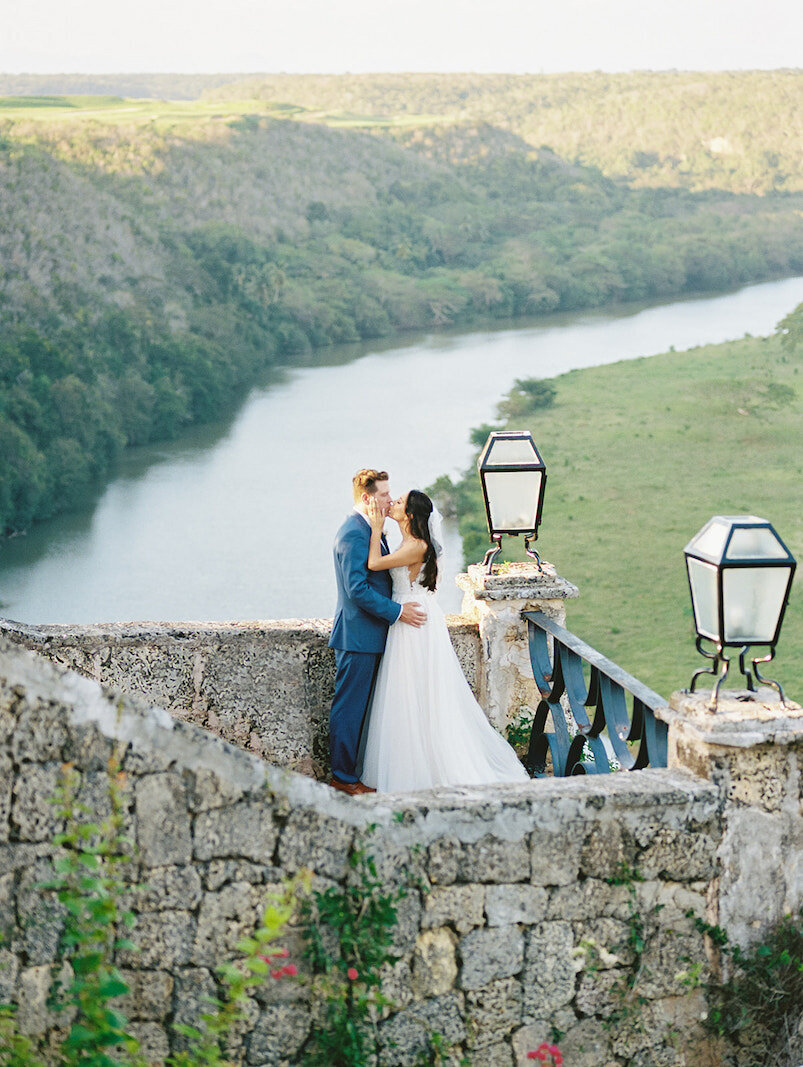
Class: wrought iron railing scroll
522,610,668,776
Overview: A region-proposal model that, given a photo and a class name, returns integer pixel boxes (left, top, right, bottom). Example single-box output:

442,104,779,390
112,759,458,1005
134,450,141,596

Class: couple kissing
328,468,528,795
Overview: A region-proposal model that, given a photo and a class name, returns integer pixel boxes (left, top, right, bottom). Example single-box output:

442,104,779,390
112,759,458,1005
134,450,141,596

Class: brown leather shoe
330,778,376,795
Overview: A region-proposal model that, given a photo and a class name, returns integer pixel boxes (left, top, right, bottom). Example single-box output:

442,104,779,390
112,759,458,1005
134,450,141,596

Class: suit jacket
329,512,401,652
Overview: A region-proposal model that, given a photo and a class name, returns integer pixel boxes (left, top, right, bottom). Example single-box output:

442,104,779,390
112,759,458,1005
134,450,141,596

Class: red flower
346,967,359,981
284,963,298,977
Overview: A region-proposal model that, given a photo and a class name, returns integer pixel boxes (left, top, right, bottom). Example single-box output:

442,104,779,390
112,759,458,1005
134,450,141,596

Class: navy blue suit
329,512,401,783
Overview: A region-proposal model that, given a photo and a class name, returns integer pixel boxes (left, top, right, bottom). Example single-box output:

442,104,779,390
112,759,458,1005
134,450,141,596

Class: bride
360,488,529,792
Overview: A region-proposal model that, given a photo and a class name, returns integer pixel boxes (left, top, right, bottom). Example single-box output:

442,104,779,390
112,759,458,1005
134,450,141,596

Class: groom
328,468,426,794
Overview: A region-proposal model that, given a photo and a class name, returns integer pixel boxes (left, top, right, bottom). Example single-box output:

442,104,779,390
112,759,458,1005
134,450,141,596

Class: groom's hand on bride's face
399,602,426,627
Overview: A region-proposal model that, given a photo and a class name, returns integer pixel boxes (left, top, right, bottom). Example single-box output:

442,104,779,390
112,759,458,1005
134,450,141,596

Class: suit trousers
330,649,381,783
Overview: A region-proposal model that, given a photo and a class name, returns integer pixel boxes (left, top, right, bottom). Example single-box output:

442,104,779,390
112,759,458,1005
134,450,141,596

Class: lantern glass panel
687,557,720,640
484,436,542,466
726,526,788,560
485,470,543,531
722,566,792,643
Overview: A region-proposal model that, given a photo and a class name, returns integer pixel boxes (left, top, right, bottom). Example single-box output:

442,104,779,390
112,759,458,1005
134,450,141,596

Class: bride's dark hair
405,489,438,592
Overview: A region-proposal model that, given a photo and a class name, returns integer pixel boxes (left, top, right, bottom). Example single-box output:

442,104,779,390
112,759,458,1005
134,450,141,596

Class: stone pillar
456,561,578,731
657,688,803,948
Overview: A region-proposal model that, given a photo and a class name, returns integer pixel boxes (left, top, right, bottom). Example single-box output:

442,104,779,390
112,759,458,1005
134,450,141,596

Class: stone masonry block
391,890,423,956
573,917,634,970
190,766,247,811
522,922,577,1021
412,927,458,998
575,967,629,1019
0,948,19,1000
193,800,278,862
459,835,530,883
15,964,59,1036
11,762,62,842
421,885,485,933
130,1022,170,1065
246,1003,311,1066
379,957,414,1014
637,826,717,881
530,826,582,886
277,808,354,880
193,882,262,967
135,773,192,867
555,1016,616,1067
171,967,216,1051
579,822,637,881
16,858,64,965
11,704,69,763
486,885,548,927
510,1022,560,1066
0,753,12,842
717,806,789,945
0,872,15,940
427,836,460,884
465,976,522,1048
477,1042,515,1067
118,970,174,1021
459,925,524,990
137,865,203,912
638,926,707,1000
378,992,466,1067
120,910,195,969
205,858,276,890
546,878,631,922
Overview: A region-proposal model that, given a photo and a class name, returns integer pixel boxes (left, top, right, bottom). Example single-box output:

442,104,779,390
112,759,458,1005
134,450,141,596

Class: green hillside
209,70,803,194
1,72,802,535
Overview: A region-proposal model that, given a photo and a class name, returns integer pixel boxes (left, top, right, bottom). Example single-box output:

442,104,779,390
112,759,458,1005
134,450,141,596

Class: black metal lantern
477,430,547,572
684,515,796,705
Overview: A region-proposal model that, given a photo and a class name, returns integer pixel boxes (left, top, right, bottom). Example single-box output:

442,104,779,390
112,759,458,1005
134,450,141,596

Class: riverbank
438,329,803,700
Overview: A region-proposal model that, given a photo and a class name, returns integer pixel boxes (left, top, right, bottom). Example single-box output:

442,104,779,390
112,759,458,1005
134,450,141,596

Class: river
2,276,802,624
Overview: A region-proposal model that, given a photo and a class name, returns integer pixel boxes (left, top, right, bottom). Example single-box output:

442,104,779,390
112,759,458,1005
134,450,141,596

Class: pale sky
1,0,801,74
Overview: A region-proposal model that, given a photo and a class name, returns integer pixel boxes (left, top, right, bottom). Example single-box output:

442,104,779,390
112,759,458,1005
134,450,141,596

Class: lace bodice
390,564,429,601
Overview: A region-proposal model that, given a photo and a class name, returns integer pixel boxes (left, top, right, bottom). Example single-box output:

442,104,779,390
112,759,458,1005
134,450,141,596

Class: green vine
505,710,535,750
300,846,406,1066
0,1005,46,1067
42,757,141,1067
600,863,651,1030
169,871,308,1067
689,909,803,1065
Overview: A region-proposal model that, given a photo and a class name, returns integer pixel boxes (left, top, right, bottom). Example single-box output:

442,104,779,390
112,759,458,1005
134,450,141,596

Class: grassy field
451,331,803,702
0,93,452,133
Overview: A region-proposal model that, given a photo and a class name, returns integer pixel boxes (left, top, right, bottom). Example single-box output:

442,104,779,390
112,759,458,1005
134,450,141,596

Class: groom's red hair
352,468,389,501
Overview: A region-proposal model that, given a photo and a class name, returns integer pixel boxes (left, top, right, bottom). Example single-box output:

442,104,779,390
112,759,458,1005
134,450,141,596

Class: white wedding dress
361,565,530,792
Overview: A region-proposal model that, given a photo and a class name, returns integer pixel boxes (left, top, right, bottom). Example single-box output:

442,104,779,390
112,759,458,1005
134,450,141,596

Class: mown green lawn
462,333,803,702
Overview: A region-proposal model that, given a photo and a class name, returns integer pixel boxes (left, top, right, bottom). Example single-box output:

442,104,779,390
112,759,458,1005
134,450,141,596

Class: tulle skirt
360,591,529,792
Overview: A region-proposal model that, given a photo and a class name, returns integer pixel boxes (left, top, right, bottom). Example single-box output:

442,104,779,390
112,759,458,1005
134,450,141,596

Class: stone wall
0,635,729,1066
0,617,481,780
